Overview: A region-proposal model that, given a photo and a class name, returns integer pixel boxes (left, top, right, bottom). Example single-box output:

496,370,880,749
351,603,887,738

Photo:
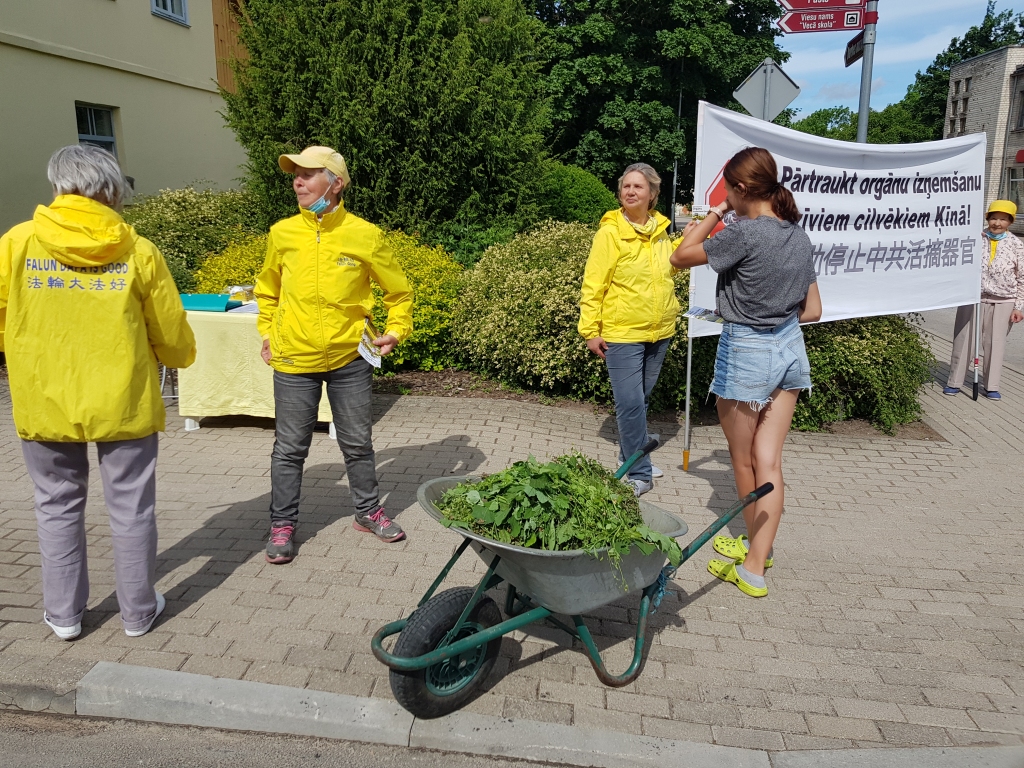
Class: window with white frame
1008,168,1024,213
76,104,117,157
152,0,188,25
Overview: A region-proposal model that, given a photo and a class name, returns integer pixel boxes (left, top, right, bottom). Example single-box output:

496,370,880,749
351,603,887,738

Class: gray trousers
21,433,159,632
270,359,379,524
947,299,1016,392
605,338,671,483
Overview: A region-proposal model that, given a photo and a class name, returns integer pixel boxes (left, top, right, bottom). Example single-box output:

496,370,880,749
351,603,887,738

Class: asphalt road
0,711,555,768
914,307,1024,376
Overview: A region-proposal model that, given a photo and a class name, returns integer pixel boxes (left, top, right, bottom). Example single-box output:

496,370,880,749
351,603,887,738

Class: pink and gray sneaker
265,522,296,563
353,507,405,542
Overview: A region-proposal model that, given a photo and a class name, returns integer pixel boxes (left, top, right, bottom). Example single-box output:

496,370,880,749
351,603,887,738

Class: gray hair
617,163,662,210
47,145,131,211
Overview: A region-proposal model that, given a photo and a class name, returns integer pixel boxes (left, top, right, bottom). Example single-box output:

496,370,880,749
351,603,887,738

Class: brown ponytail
722,147,801,224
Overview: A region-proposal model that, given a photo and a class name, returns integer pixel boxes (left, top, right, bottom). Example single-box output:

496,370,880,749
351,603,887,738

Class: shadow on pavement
89,435,486,626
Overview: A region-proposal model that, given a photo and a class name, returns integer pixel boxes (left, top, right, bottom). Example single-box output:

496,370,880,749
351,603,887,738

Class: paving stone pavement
0,332,1022,753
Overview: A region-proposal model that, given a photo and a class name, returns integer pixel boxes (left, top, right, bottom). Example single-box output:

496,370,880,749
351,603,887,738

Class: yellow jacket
0,195,196,442
255,203,413,374
578,209,680,343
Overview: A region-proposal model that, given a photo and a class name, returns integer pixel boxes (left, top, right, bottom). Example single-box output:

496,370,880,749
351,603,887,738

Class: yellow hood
33,194,135,267
599,209,672,240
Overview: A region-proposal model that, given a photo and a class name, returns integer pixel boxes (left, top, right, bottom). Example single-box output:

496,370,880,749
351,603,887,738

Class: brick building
946,46,1024,232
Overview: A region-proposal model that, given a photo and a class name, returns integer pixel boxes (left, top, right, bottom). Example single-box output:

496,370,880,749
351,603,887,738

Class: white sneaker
651,465,664,479
126,591,165,637
43,614,81,641
627,478,653,497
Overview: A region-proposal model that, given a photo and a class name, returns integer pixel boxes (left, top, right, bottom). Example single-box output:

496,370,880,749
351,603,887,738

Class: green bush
123,187,263,292
533,160,618,225
193,235,268,293
795,315,934,434
372,231,463,372
452,220,690,407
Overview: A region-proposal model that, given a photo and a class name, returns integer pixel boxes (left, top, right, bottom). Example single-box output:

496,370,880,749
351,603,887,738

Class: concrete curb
68,662,1024,768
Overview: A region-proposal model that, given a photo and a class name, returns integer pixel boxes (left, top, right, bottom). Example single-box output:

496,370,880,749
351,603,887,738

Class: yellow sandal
712,534,773,568
708,558,768,598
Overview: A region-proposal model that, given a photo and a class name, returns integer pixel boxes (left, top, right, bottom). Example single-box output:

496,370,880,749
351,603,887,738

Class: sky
777,0,1024,118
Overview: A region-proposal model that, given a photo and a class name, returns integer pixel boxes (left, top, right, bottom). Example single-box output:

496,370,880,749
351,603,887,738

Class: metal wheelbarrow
371,439,773,719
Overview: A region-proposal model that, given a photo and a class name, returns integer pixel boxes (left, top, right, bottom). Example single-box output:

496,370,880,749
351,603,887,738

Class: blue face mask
305,191,330,215
989,230,1008,240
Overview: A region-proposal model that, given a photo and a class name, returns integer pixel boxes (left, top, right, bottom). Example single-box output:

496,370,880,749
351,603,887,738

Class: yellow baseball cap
987,200,1017,219
278,146,351,188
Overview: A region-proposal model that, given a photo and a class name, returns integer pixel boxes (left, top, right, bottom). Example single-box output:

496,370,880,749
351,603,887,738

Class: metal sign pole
762,60,773,123
856,0,878,143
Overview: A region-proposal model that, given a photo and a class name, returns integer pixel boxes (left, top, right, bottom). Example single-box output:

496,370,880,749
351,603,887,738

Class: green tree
223,0,549,231
791,103,935,144
532,0,786,201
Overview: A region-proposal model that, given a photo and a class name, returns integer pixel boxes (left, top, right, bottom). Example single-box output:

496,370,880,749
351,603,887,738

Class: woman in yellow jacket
0,145,196,641
579,163,679,495
255,146,413,563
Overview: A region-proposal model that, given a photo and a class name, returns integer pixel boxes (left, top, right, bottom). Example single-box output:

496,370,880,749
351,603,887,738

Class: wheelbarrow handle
615,438,660,480
677,482,774,566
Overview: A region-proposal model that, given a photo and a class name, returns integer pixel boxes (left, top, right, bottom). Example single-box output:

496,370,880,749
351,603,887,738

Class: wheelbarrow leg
571,585,655,688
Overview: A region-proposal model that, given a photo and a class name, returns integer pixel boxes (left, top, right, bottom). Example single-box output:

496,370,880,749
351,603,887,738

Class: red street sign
845,30,865,67
778,0,864,10
777,9,864,33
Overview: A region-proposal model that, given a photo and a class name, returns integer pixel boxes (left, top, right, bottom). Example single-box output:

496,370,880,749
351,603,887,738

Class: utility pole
856,0,878,143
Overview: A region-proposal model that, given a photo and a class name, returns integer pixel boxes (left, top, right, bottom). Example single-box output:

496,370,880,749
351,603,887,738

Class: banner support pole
973,303,981,401
856,0,878,143
683,336,693,471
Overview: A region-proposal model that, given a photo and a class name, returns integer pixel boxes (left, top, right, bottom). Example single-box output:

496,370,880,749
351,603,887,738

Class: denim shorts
710,314,812,409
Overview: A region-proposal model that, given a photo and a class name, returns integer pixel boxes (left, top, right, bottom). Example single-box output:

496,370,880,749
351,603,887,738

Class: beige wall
0,44,246,232
1,0,219,90
0,0,246,233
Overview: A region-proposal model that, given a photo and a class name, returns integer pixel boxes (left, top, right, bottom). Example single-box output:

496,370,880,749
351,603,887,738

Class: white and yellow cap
278,146,350,188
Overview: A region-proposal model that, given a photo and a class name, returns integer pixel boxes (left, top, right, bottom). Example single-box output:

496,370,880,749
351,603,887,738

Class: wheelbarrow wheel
390,587,502,719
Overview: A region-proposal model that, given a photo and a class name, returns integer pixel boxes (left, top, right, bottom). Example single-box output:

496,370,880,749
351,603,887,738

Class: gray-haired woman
0,145,195,639
578,163,680,494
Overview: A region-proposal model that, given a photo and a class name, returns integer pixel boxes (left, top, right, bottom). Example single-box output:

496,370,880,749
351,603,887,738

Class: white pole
856,1,878,143
683,336,693,471
973,303,982,400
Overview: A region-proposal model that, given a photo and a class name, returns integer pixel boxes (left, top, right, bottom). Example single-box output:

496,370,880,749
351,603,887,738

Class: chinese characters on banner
687,102,987,338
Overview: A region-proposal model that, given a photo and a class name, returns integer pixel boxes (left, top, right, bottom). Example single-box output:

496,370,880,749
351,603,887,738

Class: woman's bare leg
717,389,799,577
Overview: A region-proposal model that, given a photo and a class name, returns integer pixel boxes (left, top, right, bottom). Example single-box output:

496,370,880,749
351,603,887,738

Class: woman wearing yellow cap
944,200,1024,399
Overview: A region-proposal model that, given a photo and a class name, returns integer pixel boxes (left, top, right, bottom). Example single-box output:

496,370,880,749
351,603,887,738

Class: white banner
688,102,987,338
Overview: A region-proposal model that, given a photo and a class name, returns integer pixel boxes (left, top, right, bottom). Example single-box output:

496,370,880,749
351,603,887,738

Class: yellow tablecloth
177,311,331,421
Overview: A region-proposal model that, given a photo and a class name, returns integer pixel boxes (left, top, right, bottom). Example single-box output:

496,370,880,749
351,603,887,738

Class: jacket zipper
315,221,329,369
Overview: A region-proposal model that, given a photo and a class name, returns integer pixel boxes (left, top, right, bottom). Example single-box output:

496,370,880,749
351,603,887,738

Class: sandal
708,558,768,598
712,534,773,568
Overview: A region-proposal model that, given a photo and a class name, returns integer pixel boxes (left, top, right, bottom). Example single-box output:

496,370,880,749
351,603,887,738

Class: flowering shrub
193,235,268,294
452,221,614,399
796,315,933,433
370,231,464,372
123,187,262,292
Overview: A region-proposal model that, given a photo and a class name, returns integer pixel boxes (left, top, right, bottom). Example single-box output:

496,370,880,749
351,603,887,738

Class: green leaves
224,0,549,234
436,451,682,574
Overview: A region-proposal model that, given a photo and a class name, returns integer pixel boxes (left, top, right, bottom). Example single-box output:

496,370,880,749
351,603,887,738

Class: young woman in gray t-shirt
670,147,821,599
